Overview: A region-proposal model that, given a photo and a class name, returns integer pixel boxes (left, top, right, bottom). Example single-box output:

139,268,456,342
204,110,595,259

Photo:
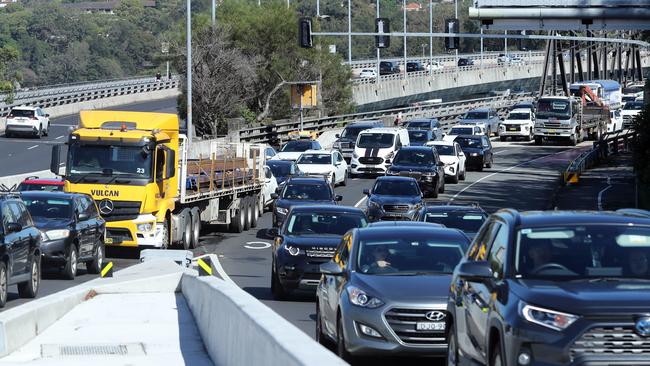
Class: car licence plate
548,129,556,133
416,322,445,331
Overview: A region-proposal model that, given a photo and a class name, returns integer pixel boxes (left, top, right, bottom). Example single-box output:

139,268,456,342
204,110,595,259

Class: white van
350,127,410,176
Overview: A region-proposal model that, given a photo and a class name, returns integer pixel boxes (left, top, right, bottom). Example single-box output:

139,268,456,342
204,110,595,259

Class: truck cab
534,97,579,145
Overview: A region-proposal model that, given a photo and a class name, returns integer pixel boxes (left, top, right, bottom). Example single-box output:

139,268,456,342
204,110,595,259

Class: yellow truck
50,111,266,249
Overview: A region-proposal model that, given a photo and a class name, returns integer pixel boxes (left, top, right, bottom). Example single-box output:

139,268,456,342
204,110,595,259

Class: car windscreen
393,150,434,166
297,154,331,165
464,111,488,119
455,137,481,148
341,126,369,140
286,212,367,236
433,145,454,156
357,133,395,149
515,224,650,280
508,113,530,120
450,127,473,135
405,121,432,129
268,162,292,177
22,197,72,220
357,234,466,274
18,183,63,192
423,211,486,233
9,109,35,118
537,99,571,119
624,102,644,110
281,141,313,152
407,130,430,143
282,183,331,201
373,180,420,196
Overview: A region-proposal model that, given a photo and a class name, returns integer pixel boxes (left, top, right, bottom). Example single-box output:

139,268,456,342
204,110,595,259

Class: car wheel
43,123,49,137
477,163,484,172
439,179,445,193
447,323,459,366
486,158,493,169
534,136,543,145
18,256,39,298
271,266,286,300
87,243,104,274
500,136,506,142
526,131,533,141
337,315,355,362
460,167,466,180
430,189,439,198
316,303,333,348
36,125,42,139
490,340,504,366
331,175,336,189
0,262,7,308
341,171,348,186
5,131,11,138
62,244,78,280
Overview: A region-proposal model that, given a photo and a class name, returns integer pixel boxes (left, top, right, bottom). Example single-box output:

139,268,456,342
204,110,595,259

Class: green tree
0,45,18,103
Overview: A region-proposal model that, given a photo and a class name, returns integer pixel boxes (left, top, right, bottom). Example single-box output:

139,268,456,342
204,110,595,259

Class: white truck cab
350,128,410,176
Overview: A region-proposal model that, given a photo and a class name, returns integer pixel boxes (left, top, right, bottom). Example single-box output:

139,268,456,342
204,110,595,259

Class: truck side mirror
166,150,176,179
50,144,61,176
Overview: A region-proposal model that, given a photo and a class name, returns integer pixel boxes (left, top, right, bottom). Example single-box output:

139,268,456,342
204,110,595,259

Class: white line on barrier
450,149,571,202
597,176,612,211
193,253,234,284
56,135,64,140
354,196,367,208
27,145,38,150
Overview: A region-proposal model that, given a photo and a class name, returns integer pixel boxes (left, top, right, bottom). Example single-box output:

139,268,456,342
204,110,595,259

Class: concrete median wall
181,273,348,366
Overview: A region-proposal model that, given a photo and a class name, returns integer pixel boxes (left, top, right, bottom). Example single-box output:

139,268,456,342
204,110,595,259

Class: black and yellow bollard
101,261,114,278
197,257,213,276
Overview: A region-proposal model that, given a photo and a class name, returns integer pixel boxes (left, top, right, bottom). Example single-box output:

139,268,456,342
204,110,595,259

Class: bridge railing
238,92,535,143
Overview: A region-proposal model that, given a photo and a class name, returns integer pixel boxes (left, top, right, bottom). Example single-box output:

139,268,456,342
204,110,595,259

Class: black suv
416,202,487,239
454,135,493,171
21,192,105,280
386,146,445,198
447,210,650,366
270,205,367,299
271,177,342,227
379,61,400,75
0,194,42,307
364,176,424,221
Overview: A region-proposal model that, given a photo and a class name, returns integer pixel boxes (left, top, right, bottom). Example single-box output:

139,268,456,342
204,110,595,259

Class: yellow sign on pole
290,84,318,110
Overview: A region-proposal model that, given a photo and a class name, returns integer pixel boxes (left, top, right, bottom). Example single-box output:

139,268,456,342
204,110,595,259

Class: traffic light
445,18,459,50
299,18,313,48
375,18,390,49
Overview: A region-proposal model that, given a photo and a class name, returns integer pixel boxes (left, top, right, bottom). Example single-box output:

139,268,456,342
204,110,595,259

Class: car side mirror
78,212,89,221
271,193,279,200
363,188,370,196
437,161,445,167
457,261,493,281
268,228,279,237
45,114,50,117
335,162,341,166
50,144,62,176
320,261,344,276
335,134,340,138
335,195,343,202
6,223,22,234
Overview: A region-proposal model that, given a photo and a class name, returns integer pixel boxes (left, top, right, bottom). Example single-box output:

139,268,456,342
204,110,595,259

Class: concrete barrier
0,169,56,189
181,273,348,366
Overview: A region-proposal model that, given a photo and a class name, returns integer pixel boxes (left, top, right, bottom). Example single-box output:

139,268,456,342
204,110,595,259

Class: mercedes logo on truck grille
99,198,114,215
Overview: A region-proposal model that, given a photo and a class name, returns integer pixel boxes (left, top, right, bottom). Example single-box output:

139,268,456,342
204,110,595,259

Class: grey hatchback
316,223,470,361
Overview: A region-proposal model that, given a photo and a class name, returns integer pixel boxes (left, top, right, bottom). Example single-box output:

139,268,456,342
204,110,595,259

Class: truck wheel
534,137,543,145
243,197,252,231
250,195,259,229
190,208,201,249
229,207,244,233
569,134,577,146
160,219,170,249
182,213,192,250
18,256,39,299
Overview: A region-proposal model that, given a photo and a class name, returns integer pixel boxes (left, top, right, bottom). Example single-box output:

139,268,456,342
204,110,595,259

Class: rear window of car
9,109,35,118
18,183,64,192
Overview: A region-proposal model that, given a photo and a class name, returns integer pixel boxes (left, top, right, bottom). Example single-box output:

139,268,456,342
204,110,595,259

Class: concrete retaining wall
181,273,348,366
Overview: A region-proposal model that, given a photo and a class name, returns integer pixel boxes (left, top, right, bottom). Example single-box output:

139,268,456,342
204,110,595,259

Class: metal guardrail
0,76,180,117
238,92,535,144
347,51,546,69
563,129,636,184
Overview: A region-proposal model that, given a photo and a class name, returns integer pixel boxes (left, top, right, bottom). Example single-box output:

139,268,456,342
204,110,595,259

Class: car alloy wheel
447,323,459,366
0,263,6,307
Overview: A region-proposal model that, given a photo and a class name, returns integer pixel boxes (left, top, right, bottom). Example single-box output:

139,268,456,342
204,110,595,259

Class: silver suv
316,222,470,361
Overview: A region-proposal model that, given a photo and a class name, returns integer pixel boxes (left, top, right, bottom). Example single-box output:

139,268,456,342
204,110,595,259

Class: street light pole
317,0,320,17
403,0,406,79
348,0,352,64
186,0,193,144
429,0,432,76
211,0,215,29
454,0,458,65
376,0,380,84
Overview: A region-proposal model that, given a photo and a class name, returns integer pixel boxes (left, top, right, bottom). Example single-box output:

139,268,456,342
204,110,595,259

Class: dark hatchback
21,192,105,280
454,135,493,171
272,177,342,227
416,203,488,239
407,129,435,146
364,176,424,221
271,205,367,299
386,146,445,198
267,160,302,186
447,210,650,366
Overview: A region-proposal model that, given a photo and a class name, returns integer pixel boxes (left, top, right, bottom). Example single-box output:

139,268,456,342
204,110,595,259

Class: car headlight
384,152,394,161
347,286,384,308
368,200,381,209
470,152,479,157
136,222,155,232
524,125,530,130
352,152,359,159
333,141,341,149
42,229,70,241
521,304,578,331
499,124,505,130
386,169,399,176
276,207,288,215
284,245,303,256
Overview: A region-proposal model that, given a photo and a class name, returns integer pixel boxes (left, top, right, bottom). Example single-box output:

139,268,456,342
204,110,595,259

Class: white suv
499,108,535,141
5,106,50,138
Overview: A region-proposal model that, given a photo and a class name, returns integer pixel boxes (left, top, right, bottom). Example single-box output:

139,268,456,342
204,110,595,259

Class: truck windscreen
68,144,152,178
536,99,571,120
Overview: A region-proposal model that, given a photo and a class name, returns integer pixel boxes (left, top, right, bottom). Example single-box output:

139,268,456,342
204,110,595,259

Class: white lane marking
50,124,77,127
27,145,39,150
597,176,612,211
244,241,271,250
493,149,510,155
193,253,234,284
450,149,570,202
55,135,64,140
354,196,367,208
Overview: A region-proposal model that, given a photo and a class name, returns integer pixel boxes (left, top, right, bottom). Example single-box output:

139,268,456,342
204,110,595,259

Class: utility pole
429,0,432,76
376,0,380,84
186,0,193,144
454,0,458,65
316,0,320,17
403,0,407,79
348,0,351,64
211,0,215,29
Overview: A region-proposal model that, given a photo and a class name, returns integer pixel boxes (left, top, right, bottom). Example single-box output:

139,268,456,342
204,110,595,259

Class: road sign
291,84,318,110
375,18,390,49
445,18,459,50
